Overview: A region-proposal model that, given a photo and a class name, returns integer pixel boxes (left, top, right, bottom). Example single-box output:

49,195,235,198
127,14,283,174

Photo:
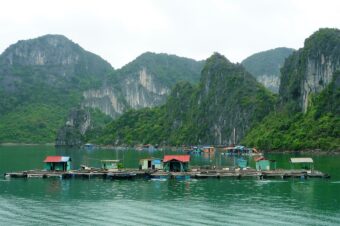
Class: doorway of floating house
148,160,152,169
170,161,181,172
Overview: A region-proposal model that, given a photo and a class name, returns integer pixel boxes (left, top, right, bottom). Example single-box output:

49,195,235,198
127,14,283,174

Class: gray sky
1,0,340,68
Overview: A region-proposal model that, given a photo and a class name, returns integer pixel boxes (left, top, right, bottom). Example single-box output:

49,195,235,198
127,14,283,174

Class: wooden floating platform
4,168,330,180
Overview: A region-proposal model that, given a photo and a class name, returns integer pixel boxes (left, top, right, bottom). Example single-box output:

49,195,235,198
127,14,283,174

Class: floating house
101,160,122,171
203,146,215,153
139,158,163,170
163,155,190,172
223,145,259,156
190,147,202,154
44,156,71,171
290,157,314,172
255,157,276,171
236,157,248,169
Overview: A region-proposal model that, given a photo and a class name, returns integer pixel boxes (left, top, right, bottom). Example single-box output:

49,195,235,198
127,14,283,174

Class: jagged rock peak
304,28,340,54
201,52,249,84
132,51,202,63
204,52,233,67
0,34,111,67
279,28,340,112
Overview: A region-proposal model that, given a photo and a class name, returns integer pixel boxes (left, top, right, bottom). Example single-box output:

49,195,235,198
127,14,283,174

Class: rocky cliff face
2,35,81,66
242,47,294,93
243,29,340,151
83,88,126,118
302,54,340,112
0,34,113,113
0,34,114,143
193,53,276,144
279,28,340,113
120,67,170,109
255,75,280,93
0,34,112,88
55,108,91,146
82,52,203,118
0,35,204,144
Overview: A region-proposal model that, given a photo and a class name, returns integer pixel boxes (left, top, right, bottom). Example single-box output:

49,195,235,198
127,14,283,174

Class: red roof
163,155,190,163
43,156,70,163
254,156,266,162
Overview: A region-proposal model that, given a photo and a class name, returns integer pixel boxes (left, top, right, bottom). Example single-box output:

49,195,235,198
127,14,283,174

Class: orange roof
163,155,190,163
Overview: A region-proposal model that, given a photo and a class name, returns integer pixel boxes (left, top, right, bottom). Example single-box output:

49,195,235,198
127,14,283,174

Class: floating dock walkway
4,168,330,180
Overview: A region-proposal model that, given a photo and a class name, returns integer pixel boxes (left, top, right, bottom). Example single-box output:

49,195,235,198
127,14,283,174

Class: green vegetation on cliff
241,47,294,93
0,104,67,143
116,52,204,86
94,53,276,146
242,47,294,78
92,81,196,145
0,35,113,143
0,35,203,144
243,28,340,151
243,72,340,150
279,28,340,112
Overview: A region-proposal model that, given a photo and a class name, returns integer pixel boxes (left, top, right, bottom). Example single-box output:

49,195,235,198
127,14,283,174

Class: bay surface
0,146,339,225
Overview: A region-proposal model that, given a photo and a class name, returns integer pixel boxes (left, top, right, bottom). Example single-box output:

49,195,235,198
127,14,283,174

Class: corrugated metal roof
43,156,71,163
290,157,313,163
163,155,190,163
101,160,120,162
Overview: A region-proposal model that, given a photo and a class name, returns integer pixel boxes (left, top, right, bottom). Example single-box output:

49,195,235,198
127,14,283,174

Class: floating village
4,145,330,180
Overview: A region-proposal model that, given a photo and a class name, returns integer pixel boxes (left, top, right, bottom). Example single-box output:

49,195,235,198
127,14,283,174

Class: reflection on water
0,146,340,225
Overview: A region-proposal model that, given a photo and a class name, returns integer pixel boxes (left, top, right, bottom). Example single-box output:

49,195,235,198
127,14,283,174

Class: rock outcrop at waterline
55,109,91,147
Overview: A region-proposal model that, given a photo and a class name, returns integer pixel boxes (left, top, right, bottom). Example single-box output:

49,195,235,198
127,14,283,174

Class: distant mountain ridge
242,47,294,93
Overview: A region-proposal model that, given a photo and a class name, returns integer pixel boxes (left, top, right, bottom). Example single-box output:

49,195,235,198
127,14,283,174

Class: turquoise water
1,146,340,225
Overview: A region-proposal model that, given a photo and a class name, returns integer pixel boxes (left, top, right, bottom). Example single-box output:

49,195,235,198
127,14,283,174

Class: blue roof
152,159,161,164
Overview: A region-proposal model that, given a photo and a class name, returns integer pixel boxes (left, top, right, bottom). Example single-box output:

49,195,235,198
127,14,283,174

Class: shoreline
1,143,339,155
264,149,340,155
0,143,54,146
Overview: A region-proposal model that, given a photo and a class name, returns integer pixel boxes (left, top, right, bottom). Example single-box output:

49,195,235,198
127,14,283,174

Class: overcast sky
1,0,340,68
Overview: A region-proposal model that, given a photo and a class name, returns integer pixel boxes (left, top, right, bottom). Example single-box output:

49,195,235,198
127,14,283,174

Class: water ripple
1,179,340,225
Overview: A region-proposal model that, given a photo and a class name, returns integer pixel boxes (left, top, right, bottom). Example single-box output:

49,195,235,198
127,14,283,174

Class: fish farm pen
4,168,330,180
3,155,330,180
